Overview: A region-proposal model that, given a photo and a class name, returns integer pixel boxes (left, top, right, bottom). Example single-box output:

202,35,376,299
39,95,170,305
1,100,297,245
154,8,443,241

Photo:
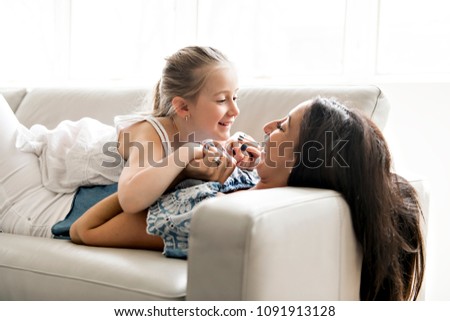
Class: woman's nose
263,120,276,134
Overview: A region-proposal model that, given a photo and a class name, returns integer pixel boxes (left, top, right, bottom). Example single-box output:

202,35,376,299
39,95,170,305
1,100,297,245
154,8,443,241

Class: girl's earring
185,115,189,122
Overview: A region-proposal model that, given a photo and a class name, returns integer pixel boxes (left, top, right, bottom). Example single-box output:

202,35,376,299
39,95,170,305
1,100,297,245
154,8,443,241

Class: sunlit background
1,0,449,300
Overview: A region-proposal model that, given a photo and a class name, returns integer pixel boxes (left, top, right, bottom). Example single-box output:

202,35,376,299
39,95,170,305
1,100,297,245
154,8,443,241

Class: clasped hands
183,132,262,184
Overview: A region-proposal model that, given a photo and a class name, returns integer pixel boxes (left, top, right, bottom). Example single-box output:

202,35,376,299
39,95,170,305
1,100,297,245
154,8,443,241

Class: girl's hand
183,140,236,184
177,142,204,164
226,132,262,170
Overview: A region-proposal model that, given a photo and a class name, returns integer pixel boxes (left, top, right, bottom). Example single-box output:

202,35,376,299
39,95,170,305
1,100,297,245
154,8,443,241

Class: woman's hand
226,131,262,171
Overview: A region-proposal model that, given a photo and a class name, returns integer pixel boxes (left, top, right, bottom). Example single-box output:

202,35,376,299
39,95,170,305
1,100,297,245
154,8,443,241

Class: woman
71,97,425,300
285,98,425,301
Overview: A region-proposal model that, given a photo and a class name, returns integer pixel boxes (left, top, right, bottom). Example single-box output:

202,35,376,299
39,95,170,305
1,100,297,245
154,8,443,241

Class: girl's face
188,66,239,142
255,101,310,189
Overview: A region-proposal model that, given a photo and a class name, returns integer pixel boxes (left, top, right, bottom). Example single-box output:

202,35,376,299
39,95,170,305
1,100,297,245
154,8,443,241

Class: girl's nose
228,99,240,116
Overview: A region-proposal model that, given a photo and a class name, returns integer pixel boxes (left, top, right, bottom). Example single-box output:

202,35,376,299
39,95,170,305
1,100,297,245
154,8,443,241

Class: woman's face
255,100,310,189
188,66,240,142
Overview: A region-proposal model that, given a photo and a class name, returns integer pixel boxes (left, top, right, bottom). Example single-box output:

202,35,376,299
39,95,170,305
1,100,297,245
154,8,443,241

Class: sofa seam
370,85,383,120
0,264,185,300
11,89,29,115
250,191,341,219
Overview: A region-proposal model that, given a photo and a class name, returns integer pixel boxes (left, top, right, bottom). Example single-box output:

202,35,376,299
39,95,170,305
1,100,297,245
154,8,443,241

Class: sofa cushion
0,88,27,113
0,233,187,300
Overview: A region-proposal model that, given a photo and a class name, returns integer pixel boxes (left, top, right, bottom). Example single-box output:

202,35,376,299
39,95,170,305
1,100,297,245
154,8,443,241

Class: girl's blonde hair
152,46,231,117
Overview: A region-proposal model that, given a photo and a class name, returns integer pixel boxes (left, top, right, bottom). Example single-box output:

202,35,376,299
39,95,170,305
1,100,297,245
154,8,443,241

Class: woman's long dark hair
287,97,425,300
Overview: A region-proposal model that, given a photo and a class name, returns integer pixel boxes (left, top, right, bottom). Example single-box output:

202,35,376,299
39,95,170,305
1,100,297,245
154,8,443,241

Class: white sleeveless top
114,114,173,157
5,108,174,237
14,114,173,196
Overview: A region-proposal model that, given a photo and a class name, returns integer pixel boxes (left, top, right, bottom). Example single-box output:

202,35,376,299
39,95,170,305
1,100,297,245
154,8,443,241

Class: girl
0,46,244,238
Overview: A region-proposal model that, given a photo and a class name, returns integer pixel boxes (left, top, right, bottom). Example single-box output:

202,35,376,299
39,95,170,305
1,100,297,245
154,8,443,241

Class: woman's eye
217,99,226,103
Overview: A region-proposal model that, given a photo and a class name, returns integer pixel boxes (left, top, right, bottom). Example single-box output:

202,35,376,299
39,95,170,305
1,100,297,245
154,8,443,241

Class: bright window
1,0,449,86
70,0,197,83
0,0,63,83
377,0,450,75
197,0,346,82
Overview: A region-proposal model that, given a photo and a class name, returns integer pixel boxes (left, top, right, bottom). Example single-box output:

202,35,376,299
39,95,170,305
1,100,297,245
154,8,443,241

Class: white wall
379,82,450,300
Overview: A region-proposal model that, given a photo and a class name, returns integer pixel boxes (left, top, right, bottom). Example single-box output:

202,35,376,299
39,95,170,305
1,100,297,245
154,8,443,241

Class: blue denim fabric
147,168,259,259
51,183,118,239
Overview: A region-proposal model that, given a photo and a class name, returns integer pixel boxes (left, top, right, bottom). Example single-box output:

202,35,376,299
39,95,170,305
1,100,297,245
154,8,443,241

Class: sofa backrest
2,85,390,141
234,85,389,141
12,87,150,129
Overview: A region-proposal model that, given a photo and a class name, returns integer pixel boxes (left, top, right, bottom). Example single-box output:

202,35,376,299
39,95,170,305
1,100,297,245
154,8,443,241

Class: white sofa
0,86,429,300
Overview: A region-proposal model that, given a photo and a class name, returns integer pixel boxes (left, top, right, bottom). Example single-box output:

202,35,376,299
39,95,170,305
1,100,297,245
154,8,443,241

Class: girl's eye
217,95,238,103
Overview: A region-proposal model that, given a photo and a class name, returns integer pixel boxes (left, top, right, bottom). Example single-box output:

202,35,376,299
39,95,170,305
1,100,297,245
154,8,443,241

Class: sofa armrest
186,187,363,300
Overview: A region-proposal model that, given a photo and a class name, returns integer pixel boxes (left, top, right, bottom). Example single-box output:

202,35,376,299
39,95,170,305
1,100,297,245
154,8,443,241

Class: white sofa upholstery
0,86,428,300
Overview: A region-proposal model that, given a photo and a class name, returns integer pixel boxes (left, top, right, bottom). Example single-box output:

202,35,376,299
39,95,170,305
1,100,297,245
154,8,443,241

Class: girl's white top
15,114,171,193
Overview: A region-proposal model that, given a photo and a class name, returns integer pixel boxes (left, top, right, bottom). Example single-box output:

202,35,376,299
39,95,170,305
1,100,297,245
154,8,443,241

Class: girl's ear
172,96,190,118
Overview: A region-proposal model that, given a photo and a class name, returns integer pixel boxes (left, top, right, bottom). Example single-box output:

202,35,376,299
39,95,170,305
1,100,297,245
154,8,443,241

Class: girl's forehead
202,66,238,93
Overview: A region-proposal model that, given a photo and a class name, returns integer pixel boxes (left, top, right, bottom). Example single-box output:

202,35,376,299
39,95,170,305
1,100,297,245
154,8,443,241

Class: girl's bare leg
70,192,163,250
